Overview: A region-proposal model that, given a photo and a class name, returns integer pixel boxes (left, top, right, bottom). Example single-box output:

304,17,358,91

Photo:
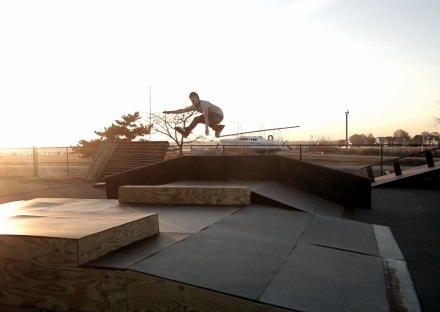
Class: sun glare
0,202,25,234
0,0,438,146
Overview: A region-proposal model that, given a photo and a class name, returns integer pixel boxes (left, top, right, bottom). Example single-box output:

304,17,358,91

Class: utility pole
345,110,349,148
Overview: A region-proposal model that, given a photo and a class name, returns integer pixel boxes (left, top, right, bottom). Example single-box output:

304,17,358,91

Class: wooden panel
119,185,250,206
83,142,117,181
97,141,169,181
126,271,289,312
0,236,78,267
0,236,127,311
0,198,160,310
0,198,159,264
84,141,169,181
78,213,159,264
0,305,36,312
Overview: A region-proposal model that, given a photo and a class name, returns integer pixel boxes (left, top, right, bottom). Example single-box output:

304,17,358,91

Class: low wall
105,155,371,208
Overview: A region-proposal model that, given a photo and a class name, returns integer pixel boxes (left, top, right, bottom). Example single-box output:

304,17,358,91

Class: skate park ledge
105,155,371,209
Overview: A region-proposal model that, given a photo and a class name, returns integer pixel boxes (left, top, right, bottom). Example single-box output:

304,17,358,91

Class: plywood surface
0,198,157,238
163,180,269,190
0,198,161,311
0,262,127,311
0,198,159,264
119,185,250,205
0,234,127,311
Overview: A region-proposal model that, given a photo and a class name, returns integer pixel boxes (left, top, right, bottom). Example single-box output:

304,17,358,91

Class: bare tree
151,111,203,155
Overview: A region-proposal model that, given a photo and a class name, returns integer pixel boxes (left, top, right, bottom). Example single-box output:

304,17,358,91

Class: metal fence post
33,146,38,177
366,166,375,181
424,150,435,168
380,144,384,175
66,147,69,176
393,160,402,176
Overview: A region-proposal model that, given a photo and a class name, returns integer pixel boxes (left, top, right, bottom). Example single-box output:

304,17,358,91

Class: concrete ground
0,177,439,311
353,187,440,312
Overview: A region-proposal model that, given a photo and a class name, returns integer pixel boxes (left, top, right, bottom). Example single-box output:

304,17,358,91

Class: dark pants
185,112,223,133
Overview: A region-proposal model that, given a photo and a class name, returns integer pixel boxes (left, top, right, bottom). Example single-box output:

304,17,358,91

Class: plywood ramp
119,185,250,206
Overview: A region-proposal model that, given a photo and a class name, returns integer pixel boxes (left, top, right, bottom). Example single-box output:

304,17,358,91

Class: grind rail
362,146,440,182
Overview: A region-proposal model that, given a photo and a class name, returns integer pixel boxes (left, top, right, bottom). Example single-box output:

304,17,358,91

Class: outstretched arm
163,106,193,114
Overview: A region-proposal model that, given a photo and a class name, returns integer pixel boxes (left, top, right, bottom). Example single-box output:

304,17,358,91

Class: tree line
344,129,440,146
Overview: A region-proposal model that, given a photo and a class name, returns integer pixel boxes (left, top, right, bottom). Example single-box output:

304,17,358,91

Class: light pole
345,110,349,148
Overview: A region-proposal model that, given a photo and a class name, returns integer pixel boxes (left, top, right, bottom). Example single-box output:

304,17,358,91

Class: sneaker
175,127,188,138
214,124,225,138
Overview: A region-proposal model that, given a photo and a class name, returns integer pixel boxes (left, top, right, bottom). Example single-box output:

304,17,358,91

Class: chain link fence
0,147,92,179
1,144,439,179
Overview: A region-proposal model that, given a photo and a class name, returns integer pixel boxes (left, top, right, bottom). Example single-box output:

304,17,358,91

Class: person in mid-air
163,92,225,138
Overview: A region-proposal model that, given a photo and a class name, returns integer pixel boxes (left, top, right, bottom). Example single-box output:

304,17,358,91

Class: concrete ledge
119,185,250,206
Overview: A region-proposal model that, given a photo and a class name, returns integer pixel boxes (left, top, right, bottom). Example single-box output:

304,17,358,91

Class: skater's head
189,92,200,106
189,92,199,99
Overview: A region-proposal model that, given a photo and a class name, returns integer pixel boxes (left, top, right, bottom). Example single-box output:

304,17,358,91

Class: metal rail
361,146,440,181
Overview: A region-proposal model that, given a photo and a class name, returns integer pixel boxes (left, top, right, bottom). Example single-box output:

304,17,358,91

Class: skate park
2,147,439,311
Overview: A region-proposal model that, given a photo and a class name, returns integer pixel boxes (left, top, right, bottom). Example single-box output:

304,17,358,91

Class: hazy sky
1,0,439,147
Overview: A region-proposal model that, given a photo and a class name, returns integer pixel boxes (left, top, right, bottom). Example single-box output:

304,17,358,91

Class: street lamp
345,110,349,148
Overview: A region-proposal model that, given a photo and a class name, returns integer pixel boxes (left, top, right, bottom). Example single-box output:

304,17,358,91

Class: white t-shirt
191,100,223,117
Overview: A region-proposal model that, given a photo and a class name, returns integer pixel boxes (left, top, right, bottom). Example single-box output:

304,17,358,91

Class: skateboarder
163,92,225,138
